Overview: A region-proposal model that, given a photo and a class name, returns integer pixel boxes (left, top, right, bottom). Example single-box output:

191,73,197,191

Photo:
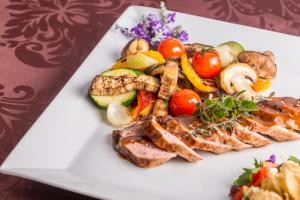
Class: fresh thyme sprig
192,91,259,138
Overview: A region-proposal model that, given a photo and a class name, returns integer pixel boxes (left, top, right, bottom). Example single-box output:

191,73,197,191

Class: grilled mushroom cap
121,38,150,57
220,63,257,99
238,51,277,79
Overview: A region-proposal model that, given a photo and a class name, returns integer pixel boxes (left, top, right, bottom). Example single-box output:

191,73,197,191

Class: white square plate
1,6,300,200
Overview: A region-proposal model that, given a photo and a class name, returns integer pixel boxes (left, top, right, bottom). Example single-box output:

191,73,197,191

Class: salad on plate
231,155,300,200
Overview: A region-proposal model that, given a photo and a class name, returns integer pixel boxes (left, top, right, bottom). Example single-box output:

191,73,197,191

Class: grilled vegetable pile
89,36,276,127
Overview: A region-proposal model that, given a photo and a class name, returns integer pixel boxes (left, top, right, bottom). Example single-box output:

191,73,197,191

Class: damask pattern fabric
0,0,300,199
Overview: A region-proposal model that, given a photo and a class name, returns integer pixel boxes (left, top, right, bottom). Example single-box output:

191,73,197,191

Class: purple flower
150,20,164,30
162,26,172,37
131,23,147,37
115,1,189,48
146,13,157,23
167,12,176,23
267,154,276,163
114,24,133,37
176,30,189,42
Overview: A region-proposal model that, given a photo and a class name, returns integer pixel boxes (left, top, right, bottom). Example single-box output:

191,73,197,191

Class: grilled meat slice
112,123,176,168
260,97,300,116
152,99,169,117
256,102,288,122
285,118,300,131
242,117,300,141
275,97,300,116
257,97,300,119
231,123,271,147
143,116,203,162
157,60,179,100
90,74,159,96
159,116,232,154
256,98,300,131
175,116,250,151
213,128,251,150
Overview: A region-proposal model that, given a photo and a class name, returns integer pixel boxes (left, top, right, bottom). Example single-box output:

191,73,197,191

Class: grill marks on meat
142,116,203,162
212,128,252,150
242,117,300,141
251,97,300,140
257,97,300,129
90,74,159,96
159,116,232,154
112,123,176,168
231,123,271,147
112,97,300,168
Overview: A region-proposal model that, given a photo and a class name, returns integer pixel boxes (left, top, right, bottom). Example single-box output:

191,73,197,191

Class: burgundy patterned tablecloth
1,0,300,199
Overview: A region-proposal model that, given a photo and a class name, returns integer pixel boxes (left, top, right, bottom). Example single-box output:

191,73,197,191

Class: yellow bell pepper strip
181,54,215,92
140,103,154,117
111,58,128,69
252,78,271,92
131,91,155,118
111,51,165,70
142,50,165,64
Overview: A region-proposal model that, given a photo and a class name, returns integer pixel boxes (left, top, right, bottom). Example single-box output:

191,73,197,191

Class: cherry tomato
233,188,244,200
251,167,269,186
192,50,221,79
158,38,185,59
170,89,201,116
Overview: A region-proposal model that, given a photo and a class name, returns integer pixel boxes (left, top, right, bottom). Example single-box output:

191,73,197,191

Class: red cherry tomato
192,50,221,79
233,187,245,200
158,38,185,59
251,167,269,187
170,89,201,116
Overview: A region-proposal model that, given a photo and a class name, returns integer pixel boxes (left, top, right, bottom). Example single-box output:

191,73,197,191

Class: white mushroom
220,63,257,99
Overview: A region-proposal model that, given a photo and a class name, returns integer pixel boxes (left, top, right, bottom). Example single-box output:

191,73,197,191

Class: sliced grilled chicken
152,99,169,117
175,116,250,151
143,116,203,162
213,128,251,150
159,116,232,154
256,98,300,132
231,123,271,147
260,97,300,116
112,123,176,168
242,117,300,141
275,97,300,116
256,100,289,121
157,60,179,100
285,119,300,131
90,74,159,96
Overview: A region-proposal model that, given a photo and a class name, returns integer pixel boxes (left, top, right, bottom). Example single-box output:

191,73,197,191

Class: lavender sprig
115,1,188,48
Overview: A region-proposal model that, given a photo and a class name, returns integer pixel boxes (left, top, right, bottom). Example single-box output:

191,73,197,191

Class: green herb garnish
193,91,258,137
